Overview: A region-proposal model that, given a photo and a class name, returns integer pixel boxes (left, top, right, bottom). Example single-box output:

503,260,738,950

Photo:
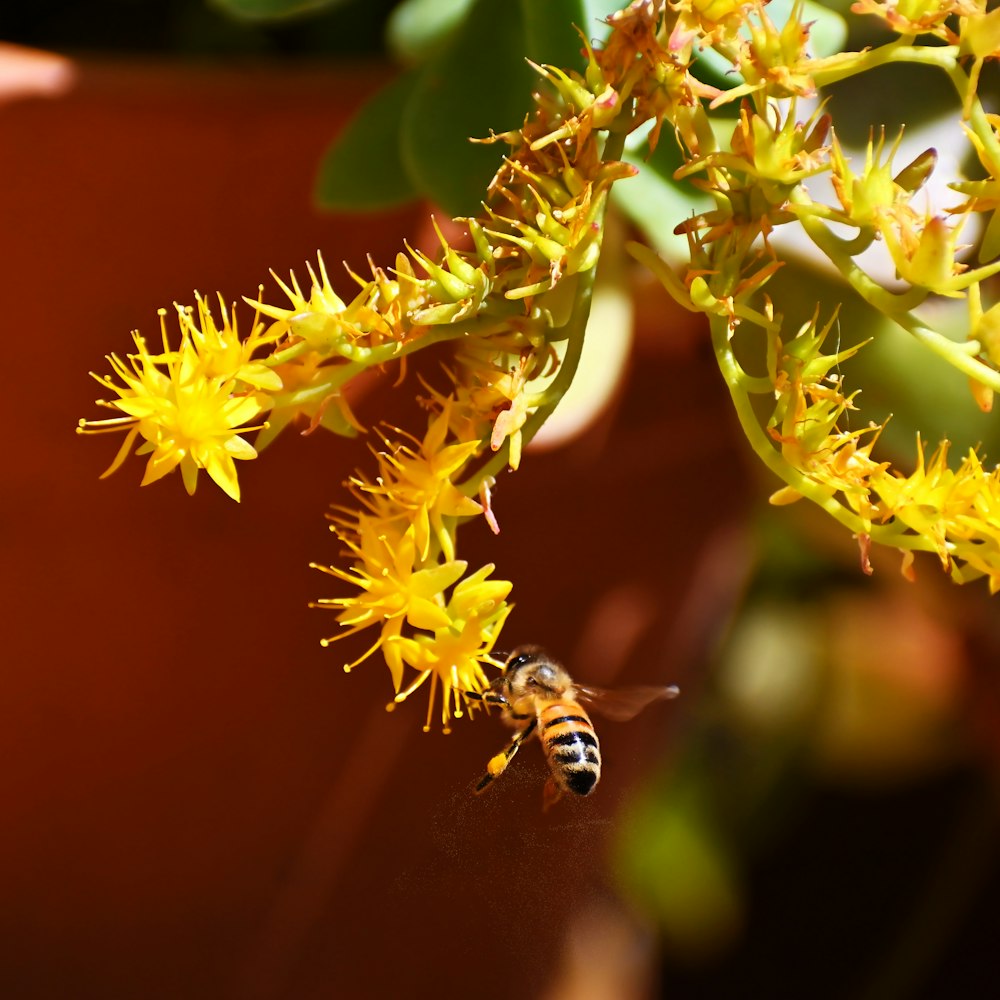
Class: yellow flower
312,521,467,676
850,0,964,41
667,0,754,53
872,440,1000,587
829,129,915,229
314,515,513,730
178,292,282,391
385,563,513,731
958,1,1000,116
253,252,416,353
78,304,271,501
355,406,483,562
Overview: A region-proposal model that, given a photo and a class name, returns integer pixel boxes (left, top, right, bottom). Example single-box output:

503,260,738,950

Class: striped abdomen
539,701,601,797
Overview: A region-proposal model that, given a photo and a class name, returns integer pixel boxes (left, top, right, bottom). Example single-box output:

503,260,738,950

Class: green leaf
386,0,478,65
400,0,537,216
616,134,712,259
314,72,421,212
519,0,588,71
209,0,347,20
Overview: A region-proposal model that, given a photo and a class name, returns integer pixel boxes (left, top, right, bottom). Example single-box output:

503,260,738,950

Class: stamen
317,621,367,645
157,308,171,354
76,416,135,434
423,672,439,733
342,635,385,672
449,665,465,720
394,669,432,703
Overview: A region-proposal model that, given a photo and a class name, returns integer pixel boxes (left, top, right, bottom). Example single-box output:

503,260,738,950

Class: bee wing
574,683,680,722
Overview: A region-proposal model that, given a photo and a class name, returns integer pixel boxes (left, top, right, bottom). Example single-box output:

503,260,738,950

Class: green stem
271,326,480,409
793,197,1000,393
456,129,629,495
944,60,1000,162
811,40,960,89
713,319,862,530
710,319,937,556
265,339,312,368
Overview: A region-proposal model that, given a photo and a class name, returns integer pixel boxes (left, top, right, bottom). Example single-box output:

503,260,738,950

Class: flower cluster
78,295,279,501
80,0,1000,728
78,0,661,729
626,0,1000,587
309,408,512,731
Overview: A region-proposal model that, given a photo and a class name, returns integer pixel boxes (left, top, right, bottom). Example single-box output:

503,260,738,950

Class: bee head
503,646,567,697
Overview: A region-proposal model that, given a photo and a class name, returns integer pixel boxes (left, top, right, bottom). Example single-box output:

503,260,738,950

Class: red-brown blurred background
0,55,748,999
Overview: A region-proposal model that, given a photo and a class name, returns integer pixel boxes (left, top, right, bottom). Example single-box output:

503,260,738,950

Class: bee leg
464,690,508,719
474,718,537,794
542,777,564,812
464,690,508,708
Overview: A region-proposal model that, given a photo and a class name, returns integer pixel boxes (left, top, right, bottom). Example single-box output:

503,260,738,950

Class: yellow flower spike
77,0,1000,752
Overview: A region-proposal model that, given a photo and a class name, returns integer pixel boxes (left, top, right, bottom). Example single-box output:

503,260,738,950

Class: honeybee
468,645,680,809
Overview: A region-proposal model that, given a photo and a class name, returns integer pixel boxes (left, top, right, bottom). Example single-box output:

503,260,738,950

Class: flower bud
893,148,937,195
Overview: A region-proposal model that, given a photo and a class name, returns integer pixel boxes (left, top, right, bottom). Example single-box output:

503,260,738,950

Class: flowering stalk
626,0,1000,592
79,0,1000,731
78,15,638,730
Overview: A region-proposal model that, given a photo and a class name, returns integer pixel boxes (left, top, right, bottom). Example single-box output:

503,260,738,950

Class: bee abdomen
540,702,601,797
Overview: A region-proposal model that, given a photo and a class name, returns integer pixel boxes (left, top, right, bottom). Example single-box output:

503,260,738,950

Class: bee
468,645,680,809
